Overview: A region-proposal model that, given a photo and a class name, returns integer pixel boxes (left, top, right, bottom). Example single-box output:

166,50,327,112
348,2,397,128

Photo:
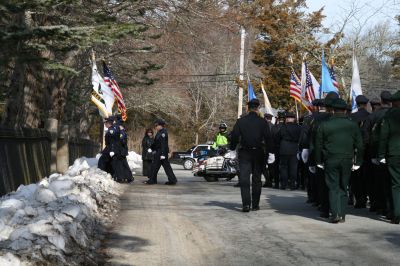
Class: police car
170,144,213,170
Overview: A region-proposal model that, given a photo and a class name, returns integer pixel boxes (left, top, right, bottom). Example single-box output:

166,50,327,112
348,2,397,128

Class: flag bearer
378,91,400,224
315,98,364,223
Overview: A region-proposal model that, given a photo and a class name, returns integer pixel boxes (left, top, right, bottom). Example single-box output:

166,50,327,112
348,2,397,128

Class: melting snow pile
0,156,124,266
127,151,142,172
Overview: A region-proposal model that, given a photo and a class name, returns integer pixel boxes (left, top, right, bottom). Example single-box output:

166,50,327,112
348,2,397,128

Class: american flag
330,61,339,89
304,62,315,103
290,69,302,102
103,62,127,121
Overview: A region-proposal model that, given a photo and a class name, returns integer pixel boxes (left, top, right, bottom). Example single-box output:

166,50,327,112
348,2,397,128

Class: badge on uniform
162,133,166,138
110,130,114,134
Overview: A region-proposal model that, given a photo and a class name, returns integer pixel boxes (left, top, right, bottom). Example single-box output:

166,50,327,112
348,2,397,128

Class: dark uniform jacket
270,123,282,154
119,127,129,157
278,123,301,155
151,128,170,158
363,107,390,158
315,114,364,165
308,112,332,165
142,135,154,161
103,125,121,155
378,107,400,160
230,112,272,152
350,108,370,144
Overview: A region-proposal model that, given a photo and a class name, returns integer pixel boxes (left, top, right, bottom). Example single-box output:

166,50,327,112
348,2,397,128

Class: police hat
104,116,114,123
330,98,348,110
324,92,340,107
154,118,166,126
285,112,296,118
312,99,324,107
277,111,286,118
370,98,381,106
355,95,369,105
390,90,400,102
381,91,392,102
247,98,260,108
264,113,273,119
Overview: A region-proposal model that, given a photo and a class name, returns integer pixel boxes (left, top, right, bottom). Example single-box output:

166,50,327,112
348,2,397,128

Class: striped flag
330,59,339,89
304,62,316,102
103,62,127,121
290,69,302,102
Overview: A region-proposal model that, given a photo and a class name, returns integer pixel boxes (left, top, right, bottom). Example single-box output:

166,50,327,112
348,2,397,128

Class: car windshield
187,146,196,152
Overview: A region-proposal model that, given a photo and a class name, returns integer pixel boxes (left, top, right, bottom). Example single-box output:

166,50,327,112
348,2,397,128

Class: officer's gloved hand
380,158,386,164
301,149,310,163
317,164,324,170
308,166,316,174
110,152,115,157
160,155,166,160
371,158,379,165
268,153,275,164
147,148,152,153
351,165,360,171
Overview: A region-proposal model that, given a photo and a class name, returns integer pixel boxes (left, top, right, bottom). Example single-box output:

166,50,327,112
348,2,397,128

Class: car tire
183,159,194,170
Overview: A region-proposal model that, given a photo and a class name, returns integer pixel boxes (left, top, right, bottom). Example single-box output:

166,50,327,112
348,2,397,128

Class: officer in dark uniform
364,91,392,215
349,95,370,208
315,98,364,223
230,99,273,212
277,112,301,190
270,112,285,188
98,116,119,175
379,90,400,224
146,119,178,185
114,115,133,183
262,113,274,187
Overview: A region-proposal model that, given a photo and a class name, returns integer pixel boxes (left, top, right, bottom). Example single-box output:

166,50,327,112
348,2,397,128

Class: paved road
104,165,400,266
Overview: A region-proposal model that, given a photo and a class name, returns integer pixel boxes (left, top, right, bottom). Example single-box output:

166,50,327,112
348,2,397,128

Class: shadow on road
104,232,150,253
204,200,243,212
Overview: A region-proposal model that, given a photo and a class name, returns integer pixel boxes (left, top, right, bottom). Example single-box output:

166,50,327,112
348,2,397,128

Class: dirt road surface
104,165,400,266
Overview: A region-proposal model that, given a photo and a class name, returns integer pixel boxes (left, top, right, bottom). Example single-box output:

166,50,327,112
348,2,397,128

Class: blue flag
248,80,257,101
321,51,338,96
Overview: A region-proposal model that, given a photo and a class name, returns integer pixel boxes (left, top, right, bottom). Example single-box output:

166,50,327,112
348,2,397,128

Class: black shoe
165,181,177,185
320,212,329,218
391,217,400,224
252,206,260,211
234,183,240,187
354,203,366,209
369,206,377,212
339,216,346,223
329,216,341,224
144,181,157,185
242,206,250,212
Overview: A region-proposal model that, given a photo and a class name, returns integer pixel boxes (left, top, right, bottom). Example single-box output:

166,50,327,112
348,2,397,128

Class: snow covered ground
0,152,142,266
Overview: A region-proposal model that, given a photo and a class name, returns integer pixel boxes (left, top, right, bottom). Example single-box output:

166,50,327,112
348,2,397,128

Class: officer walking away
378,91,400,224
142,128,154,178
146,119,178,185
315,98,364,223
262,113,274,187
278,112,301,190
114,115,134,183
349,95,370,208
230,99,273,212
98,116,118,175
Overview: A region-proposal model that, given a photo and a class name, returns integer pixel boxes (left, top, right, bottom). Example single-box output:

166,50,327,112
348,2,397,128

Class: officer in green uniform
212,123,229,150
378,91,400,224
315,98,364,223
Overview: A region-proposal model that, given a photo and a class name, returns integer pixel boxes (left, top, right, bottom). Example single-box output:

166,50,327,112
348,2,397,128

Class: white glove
147,148,152,153
351,165,360,171
317,164,324,170
109,152,115,157
380,158,386,164
268,153,275,164
308,166,316,174
160,155,166,160
371,158,379,165
296,153,301,161
301,149,310,163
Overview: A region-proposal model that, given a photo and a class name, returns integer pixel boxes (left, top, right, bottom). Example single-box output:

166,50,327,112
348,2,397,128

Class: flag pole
238,26,245,118
294,99,299,124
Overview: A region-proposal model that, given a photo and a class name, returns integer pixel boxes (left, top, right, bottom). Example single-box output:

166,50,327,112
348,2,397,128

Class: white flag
91,61,115,117
310,72,320,99
350,53,362,112
260,83,274,116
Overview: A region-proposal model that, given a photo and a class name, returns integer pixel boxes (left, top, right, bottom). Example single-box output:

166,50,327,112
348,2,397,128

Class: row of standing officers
231,90,400,224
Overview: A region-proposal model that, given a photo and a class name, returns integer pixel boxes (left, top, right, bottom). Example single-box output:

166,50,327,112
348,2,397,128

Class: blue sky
307,0,399,32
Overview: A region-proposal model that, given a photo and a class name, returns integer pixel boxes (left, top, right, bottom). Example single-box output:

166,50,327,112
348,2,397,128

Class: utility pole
238,26,245,118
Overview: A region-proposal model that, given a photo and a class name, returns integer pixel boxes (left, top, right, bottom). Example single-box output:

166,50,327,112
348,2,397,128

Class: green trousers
324,158,352,218
388,157,400,218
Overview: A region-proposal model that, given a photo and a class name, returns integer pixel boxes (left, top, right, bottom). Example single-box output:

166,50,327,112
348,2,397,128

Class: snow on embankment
0,154,131,266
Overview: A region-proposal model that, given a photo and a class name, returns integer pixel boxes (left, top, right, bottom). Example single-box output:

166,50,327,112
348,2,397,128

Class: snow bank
127,151,142,171
0,156,125,266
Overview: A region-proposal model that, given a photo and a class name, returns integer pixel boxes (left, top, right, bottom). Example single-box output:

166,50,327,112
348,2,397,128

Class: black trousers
238,149,264,208
149,154,177,183
142,160,152,177
262,157,273,186
317,168,329,214
98,153,113,175
279,154,298,189
351,163,368,206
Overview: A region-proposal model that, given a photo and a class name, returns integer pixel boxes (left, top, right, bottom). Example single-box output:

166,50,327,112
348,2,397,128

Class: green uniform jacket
378,107,400,160
315,114,364,165
212,132,229,149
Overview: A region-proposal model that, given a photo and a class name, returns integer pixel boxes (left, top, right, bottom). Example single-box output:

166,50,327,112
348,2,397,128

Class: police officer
364,91,392,215
230,99,273,212
114,115,133,183
270,112,285,188
212,123,229,150
349,95,370,208
378,90,400,224
315,98,364,223
277,112,301,190
146,119,178,185
98,116,119,175
262,113,274,187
